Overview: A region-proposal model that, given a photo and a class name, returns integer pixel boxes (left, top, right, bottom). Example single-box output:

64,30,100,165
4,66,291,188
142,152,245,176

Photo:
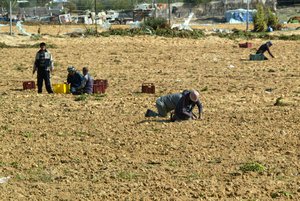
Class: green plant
239,162,265,173
84,26,97,36
168,160,179,167
30,34,42,41
21,131,33,138
74,94,88,101
186,172,200,181
27,167,52,182
270,190,292,198
266,8,280,30
117,171,138,180
10,161,19,168
253,4,267,32
93,93,106,101
274,97,288,106
278,34,300,40
0,42,10,48
143,17,169,30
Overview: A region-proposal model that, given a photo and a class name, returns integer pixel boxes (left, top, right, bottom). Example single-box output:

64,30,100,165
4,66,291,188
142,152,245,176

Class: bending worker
172,90,203,121
256,41,274,60
67,66,84,95
145,91,183,117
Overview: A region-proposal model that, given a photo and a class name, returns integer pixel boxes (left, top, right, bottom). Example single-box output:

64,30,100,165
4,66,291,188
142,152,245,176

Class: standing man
33,42,54,93
256,41,274,60
145,91,183,117
81,67,94,94
172,90,203,121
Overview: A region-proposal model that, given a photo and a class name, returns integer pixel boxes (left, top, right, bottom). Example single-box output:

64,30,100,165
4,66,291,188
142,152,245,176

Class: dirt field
0,25,299,200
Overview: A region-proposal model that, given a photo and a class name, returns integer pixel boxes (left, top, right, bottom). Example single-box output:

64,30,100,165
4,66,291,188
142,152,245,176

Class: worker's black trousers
37,70,53,94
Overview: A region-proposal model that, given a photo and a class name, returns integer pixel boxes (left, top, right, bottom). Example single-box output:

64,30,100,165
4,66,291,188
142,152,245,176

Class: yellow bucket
52,84,70,94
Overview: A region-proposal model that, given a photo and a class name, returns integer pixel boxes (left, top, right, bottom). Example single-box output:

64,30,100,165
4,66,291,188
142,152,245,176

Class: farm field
0,25,299,200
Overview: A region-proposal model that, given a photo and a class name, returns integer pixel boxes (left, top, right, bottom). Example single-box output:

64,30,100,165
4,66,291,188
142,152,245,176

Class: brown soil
0,25,299,200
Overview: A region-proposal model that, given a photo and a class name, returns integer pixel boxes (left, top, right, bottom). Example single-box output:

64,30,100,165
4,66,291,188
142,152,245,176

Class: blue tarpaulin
225,9,256,24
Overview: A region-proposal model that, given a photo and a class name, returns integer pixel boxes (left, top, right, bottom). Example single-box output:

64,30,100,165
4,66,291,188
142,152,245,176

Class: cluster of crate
238,42,265,61
23,80,156,94
23,79,109,94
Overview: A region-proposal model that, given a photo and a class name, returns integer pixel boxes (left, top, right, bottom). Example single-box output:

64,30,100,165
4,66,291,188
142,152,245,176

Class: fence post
95,0,97,34
10,1,12,35
168,0,171,26
246,0,250,31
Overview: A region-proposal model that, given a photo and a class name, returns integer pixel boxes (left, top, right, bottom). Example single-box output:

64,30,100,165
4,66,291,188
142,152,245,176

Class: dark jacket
67,72,84,89
175,90,203,120
34,49,53,73
256,44,270,55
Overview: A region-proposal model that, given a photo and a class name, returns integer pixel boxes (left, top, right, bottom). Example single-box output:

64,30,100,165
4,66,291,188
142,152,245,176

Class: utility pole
10,1,12,35
168,0,171,26
246,0,249,31
95,0,97,34
153,0,157,18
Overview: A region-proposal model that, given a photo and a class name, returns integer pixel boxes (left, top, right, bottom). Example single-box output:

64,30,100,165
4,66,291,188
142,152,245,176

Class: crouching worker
172,90,203,122
145,92,183,117
82,67,94,94
256,41,274,60
67,66,84,95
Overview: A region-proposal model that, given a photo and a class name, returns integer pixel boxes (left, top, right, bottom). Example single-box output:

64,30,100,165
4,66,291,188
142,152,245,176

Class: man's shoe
145,109,158,117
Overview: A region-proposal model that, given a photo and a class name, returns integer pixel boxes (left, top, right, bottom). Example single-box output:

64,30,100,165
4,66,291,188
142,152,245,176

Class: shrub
266,8,280,30
142,17,169,30
84,27,97,36
99,28,205,39
0,42,10,48
253,4,267,32
239,162,266,173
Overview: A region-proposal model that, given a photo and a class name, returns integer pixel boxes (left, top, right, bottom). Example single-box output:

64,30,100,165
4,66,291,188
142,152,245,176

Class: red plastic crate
239,42,253,48
93,84,105,94
94,79,108,89
142,83,155,94
23,81,36,90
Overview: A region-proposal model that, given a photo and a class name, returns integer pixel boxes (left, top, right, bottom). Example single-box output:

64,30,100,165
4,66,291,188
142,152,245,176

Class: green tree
253,4,267,32
0,0,18,11
36,0,52,7
111,0,133,10
183,0,211,4
71,0,94,11
266,8,279,29
64,1,77,13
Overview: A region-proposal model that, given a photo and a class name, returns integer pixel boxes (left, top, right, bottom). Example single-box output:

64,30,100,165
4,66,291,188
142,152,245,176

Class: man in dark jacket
173,90,203,121
82,67,94,94
33,42,54,93
67,66,84,95
256,41,274,60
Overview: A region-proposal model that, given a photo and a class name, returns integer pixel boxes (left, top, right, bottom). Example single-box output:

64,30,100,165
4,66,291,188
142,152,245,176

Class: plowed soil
0,25,299,200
